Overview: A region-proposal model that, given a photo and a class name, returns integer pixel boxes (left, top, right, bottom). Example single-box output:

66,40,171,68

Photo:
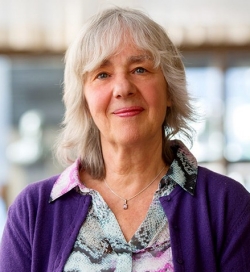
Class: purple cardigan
1,166,250,271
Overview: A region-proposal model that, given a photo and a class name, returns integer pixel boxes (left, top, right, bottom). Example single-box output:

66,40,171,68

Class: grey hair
55,7,196,178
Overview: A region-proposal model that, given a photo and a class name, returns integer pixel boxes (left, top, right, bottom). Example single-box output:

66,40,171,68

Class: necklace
104,166,166,210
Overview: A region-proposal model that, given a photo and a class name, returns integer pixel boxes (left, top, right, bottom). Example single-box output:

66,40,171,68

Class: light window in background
224,67,250,162
185,67,224,163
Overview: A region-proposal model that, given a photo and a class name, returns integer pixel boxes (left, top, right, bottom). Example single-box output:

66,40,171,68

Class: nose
112,74,136,98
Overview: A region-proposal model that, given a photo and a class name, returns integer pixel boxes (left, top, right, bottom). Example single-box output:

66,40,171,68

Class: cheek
85,90,108,118
146,83,168,108
157,81,169,108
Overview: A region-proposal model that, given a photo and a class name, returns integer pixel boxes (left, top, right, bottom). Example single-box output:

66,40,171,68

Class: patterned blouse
50,140,198,272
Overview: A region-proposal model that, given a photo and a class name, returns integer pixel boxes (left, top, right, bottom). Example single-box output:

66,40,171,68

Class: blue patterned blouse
50,140,197,272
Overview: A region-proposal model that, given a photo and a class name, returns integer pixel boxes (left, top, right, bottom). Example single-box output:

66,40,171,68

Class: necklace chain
104,166,166,210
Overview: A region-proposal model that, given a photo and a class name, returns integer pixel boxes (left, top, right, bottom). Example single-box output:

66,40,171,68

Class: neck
101,138,167,190
104,164,166,210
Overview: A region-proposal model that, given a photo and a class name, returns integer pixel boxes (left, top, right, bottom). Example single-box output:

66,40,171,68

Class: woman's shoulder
197,166,247,190
10,174,60,210
22,174,59,195
196,166,250,206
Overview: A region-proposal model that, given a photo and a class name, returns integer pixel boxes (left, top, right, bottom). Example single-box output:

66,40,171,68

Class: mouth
113,106,144,117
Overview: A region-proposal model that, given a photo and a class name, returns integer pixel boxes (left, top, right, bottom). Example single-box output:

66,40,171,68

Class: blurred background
1,0,250,237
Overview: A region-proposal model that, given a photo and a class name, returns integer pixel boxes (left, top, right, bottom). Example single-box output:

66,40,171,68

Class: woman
1,7,250,272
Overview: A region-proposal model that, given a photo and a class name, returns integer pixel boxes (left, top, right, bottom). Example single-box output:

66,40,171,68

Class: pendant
123,200,128,210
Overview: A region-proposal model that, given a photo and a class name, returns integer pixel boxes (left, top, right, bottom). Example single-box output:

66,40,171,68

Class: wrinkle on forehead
98,53,153,68
129,54,152,63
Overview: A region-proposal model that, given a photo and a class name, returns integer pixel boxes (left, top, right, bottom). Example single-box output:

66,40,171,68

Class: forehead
82,32,158,74
100,54,152,67
95,44,153,68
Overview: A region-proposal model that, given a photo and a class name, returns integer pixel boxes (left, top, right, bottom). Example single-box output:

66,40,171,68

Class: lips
113,106,144,117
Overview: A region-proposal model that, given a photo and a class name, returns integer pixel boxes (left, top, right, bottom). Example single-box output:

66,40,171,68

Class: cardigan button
166,196,171,202
177,258,184,264
173,225,178,230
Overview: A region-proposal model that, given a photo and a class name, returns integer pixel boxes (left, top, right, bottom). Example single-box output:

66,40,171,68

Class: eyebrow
99,54,152,68
128,54,152,63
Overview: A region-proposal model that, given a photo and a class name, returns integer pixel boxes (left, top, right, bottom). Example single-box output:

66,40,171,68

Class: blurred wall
0,0,250,51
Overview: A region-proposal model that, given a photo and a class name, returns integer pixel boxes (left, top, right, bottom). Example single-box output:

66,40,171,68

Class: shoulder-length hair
55,7,196,179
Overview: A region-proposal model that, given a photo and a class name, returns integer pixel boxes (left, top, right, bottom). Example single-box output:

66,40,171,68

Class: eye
96,72,109,79
134,67,147,74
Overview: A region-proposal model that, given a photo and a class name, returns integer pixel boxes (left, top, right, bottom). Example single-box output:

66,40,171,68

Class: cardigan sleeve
0,194,32,271
202,168,250,271
219,197,250,271
204,169,250,271
0,176,57,272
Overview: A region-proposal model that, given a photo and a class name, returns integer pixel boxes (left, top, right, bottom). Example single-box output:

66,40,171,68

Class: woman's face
84,44,171,148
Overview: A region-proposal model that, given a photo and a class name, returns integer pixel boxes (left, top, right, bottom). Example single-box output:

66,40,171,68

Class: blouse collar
50,140,198,202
